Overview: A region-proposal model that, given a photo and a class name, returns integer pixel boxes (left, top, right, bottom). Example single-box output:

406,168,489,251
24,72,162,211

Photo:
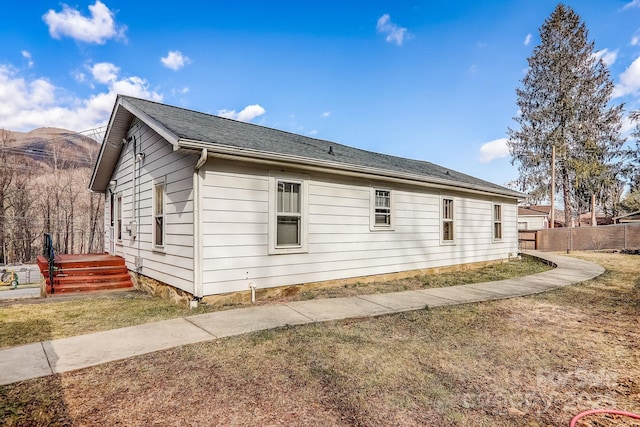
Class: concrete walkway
0,251,604,386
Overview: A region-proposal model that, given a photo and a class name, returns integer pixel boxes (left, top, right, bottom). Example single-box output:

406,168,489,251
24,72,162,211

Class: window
277,181,301,246
442,197,454,243
518,221,528,231
269,172,309,254
493,204,503,240
153,182,165,248
110,191,115,227
116,195,123,242
371,188,393,229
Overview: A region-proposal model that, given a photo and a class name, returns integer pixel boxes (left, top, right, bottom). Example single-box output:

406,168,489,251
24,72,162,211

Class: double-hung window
374,189,391,226
116,195,123,242
442,197,454,243
493,204,503,240
276,181,301,246
153,181,165,248
370,188,394,230
269,172,308,254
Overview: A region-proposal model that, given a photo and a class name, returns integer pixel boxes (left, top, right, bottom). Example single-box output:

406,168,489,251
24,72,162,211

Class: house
613,210,640,224
90,95,523,301
517,205,565,230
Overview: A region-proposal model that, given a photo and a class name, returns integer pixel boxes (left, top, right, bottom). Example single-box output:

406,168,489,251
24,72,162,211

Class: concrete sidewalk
0,251,604,386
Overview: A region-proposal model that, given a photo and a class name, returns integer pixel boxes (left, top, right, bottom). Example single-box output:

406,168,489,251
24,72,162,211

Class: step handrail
43,233,55,294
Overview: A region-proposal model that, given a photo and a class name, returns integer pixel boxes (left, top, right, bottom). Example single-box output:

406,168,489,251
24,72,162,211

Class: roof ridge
117,95,522,198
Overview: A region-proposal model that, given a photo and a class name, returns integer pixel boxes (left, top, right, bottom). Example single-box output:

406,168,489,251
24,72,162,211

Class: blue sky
1,1,640,187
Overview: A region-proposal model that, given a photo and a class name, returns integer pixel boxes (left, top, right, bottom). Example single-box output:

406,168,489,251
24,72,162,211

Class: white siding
200,160,519,295
519,215,547,230
105,121,198,293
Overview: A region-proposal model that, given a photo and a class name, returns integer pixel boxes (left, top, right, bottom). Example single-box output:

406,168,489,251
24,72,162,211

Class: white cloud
161,50,191,71
21,51,34,68
632,35,640,46
524,34,532,46
172,87,190,96
90,62,119,83
308,129,318,136
613,56,640,98
479,138,509,163
623,0,640,9
0,63,161,132
73,70,87,83
42,0,126,44
217,104,266,122
594,48,618,66
321,111,331,118
376,14,410,46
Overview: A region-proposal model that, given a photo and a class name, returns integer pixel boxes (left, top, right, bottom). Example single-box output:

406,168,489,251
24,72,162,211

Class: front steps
36,254,133,295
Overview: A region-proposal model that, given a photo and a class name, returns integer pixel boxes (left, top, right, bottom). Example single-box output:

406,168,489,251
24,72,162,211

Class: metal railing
43,233,56,294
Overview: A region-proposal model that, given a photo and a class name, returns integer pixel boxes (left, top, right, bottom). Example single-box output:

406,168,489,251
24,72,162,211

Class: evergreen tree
619,111,640,213
508,3,625,226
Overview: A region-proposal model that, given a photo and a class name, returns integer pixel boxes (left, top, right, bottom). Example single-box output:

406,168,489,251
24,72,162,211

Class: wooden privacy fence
534,223,640,252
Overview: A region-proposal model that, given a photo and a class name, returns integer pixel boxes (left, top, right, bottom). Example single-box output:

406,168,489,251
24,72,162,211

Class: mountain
1,127,101,171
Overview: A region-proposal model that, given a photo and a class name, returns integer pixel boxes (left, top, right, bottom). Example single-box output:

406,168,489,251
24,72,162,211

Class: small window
493,204,503,240
374,189,391,226
268,172,309,255
116,195,123,241
518,221,528,231
442,198,454,243
153,182,165,248
276,181,301,247
370,188,394,230
110,192,115,227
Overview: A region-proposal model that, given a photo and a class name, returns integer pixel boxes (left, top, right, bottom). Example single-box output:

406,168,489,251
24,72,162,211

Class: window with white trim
153,181,165,248
371,188,393,230
116,195,123,242
493,204,503,240
442,197,454,243
269,172,309,254
277,181,301,246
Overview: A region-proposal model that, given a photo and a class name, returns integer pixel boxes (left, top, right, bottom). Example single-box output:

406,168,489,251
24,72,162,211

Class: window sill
269,245,307,255
370,226,395,232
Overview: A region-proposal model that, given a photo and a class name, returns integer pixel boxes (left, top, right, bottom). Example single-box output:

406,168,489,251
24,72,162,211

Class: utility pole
550,145,555,229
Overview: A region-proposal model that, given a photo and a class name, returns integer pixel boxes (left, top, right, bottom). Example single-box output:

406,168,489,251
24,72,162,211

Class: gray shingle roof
118,95,519,197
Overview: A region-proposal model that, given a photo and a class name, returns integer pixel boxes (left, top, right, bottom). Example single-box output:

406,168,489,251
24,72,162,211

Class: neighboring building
517,205,553,230
90,95,523,299
613,210,640,224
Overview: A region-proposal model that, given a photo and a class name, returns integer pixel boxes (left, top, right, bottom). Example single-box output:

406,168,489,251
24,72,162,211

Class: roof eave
89,96,181,192
178,138,524,199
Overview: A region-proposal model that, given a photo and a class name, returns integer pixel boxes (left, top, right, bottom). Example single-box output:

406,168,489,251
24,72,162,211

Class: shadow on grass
0,319,72,426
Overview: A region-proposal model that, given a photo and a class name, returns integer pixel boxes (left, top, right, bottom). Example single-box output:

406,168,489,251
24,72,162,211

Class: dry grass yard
1,252,638,426
0,256,548,349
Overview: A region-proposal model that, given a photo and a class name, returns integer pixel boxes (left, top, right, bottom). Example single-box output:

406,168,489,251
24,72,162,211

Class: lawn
1,252,638,426
0,256,549,349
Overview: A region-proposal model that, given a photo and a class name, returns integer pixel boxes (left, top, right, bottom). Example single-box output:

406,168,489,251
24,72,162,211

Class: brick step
42,265,128,278
46,280,133,294
38,254,133,295
49,272,132,285
37,255,126,270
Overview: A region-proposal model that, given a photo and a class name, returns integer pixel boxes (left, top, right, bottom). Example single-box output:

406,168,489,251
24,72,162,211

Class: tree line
508,4,640,225
0,128,104,264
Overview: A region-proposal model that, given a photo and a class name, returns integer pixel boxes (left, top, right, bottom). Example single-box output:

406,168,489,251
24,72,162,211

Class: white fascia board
119,98,180,149
177,138,524,200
